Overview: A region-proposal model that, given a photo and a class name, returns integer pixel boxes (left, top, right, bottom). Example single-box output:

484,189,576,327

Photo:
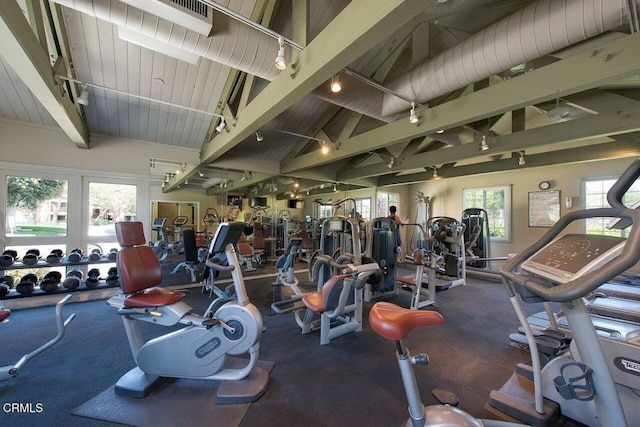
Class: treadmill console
521,234,625,284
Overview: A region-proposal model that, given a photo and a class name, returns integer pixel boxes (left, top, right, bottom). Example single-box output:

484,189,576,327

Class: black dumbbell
85,268,101,289
0,250,17,267
46,249,64,264
105,267,119,287
63,270,83,290
17,273,38,295
68,248,83,263
89,248,102,262
107,248,118,261
23,249,41,266
40,271,62,293
0,275,12,298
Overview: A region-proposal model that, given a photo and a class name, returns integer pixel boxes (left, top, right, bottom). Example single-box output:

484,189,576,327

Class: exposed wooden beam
0,0,88,148
200,0,431,165
282,32,640,175
377,139,640,186
340,104,640,181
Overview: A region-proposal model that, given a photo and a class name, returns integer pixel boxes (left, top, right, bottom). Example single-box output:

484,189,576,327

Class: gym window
583,177,640,237
463,186,511,242
5,175,69,238
354,198,371,220
376,191,399,218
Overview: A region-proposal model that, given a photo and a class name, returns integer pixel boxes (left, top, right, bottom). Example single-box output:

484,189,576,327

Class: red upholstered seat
369,302,443,341
0,308,11,322
115,221,184,306
397,276,417,286
302,275,348,313
124,287,185,308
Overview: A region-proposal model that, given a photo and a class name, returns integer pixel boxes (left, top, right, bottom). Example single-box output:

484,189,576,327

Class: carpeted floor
0,264,552,427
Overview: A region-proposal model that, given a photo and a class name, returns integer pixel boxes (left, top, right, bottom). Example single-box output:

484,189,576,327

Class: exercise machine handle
206,258,235,272
607,157,640,209
501,207,640,302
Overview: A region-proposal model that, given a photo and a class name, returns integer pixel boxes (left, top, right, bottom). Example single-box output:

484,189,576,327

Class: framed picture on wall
528,190,561,227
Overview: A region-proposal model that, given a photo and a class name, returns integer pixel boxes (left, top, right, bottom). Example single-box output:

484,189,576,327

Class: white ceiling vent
119,0,214,37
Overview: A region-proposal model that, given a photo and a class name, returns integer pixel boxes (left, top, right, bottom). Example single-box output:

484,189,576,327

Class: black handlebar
607,158,640,209
501,207,640,302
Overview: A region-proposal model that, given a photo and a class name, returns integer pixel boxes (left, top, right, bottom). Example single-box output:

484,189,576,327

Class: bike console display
521,234,625,284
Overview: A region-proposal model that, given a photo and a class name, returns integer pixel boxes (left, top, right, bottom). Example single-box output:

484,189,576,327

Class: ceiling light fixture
215,118,226,133
387,157,395,169
77,85,89,106
436,129,445,134
255,131,264,142
294,180,300,188
241,173,247,182
275,36,287,71
432,166,438,178
547,97,571,120
198,171,204,177
184,179,189,185
519,151,526,166
321,142,329,155
333,183,337,192
481,135,490,151
330,75,342,93
409,102,419,124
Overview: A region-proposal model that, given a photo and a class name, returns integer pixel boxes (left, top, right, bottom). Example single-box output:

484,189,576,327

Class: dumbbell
22,249,41,266
46,249,64,264
105,267,119,287
63,270,83,290
16,273,38,295
0,275,13,298
40,271,62,293
67,248,84,263
107,248,118,261
85,268,101,289
1,250,17,267
89,248,102,262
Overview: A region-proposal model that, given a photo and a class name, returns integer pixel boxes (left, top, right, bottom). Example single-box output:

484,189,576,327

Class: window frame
581,175,640,237
376,191,400,219
462,185,512,242
1,161,149,253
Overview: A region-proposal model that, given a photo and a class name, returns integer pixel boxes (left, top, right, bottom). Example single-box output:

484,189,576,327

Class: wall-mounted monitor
251,197,267,207
288,199,302,209
227,195,241,206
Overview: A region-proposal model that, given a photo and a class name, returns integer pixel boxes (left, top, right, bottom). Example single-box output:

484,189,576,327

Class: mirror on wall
151,201,199,243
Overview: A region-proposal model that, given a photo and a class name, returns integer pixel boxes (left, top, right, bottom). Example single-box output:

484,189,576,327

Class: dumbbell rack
1,257,119,301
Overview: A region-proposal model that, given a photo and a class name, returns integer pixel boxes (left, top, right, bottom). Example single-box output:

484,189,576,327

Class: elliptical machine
150,217,169,261
107,221,269,403
488,158,640,426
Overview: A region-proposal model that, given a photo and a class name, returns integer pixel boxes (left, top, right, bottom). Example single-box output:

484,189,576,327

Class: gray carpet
71,360,274,427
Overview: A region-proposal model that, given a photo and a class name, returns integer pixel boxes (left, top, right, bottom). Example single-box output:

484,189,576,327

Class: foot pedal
509,332,562,356
432,388,459,407
518,326,569,344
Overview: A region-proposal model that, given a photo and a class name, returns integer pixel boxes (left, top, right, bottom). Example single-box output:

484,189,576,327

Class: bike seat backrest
208,222,245,254
115,222,162,294
369,302,444,341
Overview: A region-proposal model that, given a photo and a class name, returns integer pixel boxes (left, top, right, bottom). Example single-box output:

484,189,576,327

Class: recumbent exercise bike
107,221,268,403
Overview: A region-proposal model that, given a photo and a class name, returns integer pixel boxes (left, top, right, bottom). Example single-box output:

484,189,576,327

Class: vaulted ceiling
2,0,640,200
